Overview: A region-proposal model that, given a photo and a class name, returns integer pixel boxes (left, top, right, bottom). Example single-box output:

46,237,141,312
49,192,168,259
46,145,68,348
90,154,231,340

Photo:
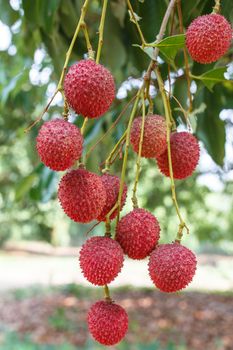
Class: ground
1,246,233,350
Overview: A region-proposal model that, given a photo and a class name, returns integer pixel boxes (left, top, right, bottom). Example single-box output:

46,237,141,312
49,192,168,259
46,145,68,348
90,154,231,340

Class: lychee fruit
97,174,127,222
64,59,115,118
79,236,124,286
36,119,83,171
156,131,200,180
130,114,167,158
58,169,106,223
87,300,128,345
148,243,197,292
186,14,232,64
116,208,160,260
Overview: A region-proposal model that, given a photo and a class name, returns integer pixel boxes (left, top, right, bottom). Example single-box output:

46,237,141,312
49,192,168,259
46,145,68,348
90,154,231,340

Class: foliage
0,0,233,246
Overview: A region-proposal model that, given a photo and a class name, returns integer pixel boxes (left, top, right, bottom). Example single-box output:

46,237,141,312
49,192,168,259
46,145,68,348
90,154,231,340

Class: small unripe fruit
88,300,128,346
58,169,106,223
186,14,232,64
64,59,115,118
130,114,167,158
156,132,200,180
97,174,127,222
79,236,124,286
36,119,83,171
148,243,197,292
116,208,160,260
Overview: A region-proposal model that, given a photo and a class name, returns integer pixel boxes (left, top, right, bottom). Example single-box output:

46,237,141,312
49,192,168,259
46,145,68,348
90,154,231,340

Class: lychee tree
0,0,233,346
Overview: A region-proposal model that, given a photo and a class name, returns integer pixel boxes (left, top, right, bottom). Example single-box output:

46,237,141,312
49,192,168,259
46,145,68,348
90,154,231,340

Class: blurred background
0,0,233,349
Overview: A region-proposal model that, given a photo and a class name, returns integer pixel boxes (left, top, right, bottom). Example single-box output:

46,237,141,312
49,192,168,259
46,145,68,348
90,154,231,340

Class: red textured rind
186,14,232,64
88,300,128,346
148,243,197,293
64,59,115,118
79,236,124,286
156,132,200,180
58,169,106,223
36,119,83,171
130,114,167,158
116,208,160,260
97,174,127,222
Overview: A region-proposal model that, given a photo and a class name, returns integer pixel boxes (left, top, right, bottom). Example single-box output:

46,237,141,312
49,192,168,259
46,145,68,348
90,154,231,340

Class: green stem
103,131,127,172
131,92,146,208
103,285,111,300
57,0,90,91
81,117,88,135
96,0,108,64
212,0,221,13
155,65,189,242
81,22,94,59
176,0,192,112
115,90,142,225
127,0,146,46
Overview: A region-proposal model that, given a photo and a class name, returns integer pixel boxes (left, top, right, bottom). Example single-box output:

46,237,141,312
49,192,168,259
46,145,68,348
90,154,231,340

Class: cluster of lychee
34,12,232,347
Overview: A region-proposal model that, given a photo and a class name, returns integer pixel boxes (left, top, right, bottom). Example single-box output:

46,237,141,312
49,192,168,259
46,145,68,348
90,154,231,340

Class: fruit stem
115,90,142,226
24,89,58,132
131,91,146,209
57,0,90,91
176,0,193,112
127,0,146,47
213,0,221,13
154,64,189,241
103,131,127,173
96,0,108,64
81,21,95,59
103,284,111,300
85,95,137,161
81,117,88,135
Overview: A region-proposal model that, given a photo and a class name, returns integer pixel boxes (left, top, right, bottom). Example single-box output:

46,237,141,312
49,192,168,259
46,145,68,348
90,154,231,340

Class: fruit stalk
131,91,146,208
116,90,142,224
176,0,192,112
213,0,221,13
57,0,90,91
127,0,146,46
96,0,108,64
154,64,189,240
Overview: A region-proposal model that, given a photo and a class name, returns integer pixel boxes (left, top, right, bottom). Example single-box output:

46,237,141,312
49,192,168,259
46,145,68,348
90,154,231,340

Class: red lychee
130,114,167,158
148,243,197,292
64,59,115,118
36,119,83,171
97,174,127,222
156,131,200,180
58,169,106,223
87,300,128,346
186,14,232,64
116,208,160,260
79,236,124,286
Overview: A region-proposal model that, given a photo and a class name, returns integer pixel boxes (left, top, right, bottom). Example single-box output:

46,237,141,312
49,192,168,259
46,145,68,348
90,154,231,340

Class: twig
96,0,108,63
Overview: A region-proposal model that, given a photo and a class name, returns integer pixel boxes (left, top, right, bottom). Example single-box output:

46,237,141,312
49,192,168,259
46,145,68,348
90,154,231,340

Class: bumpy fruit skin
186,14,232,64
148,243,197,293
58,169,106,223
79,236,124,286
64,59,115,118
130,114,167,158
88,300,128,346
116,208,160,260
36,119,83,171
97,174,127,222
156,132,200,180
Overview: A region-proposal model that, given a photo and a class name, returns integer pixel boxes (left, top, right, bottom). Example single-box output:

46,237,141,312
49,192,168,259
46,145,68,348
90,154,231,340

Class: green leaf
195,87,226,166
154,34,185,62
192,67,231,91
15,173,37,201
0,0,19,25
